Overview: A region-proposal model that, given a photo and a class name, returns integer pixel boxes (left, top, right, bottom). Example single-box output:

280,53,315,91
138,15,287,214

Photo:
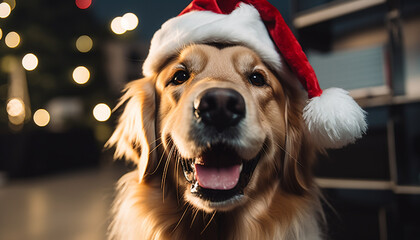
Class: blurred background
0,0,419,239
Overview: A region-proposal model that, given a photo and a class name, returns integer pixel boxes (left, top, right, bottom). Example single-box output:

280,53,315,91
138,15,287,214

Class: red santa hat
142,0,367,148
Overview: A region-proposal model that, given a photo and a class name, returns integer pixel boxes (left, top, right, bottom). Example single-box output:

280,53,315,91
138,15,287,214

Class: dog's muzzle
179,88,261,206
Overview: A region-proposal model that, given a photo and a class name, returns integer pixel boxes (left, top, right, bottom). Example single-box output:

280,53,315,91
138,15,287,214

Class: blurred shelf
316,178,420,194
296,0,420,238
293,0,386,28
354,94,420,108
350,86,390,100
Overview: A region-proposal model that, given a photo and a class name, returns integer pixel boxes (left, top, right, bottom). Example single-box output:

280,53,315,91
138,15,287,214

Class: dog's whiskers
175,152,181,205
171,204,190,234
273,141,303,167
190,208,199,228
149,136,163,146
161,144,175,202
149,137,163,154
150,138,171,175
201,211,217,235
261,141,270,158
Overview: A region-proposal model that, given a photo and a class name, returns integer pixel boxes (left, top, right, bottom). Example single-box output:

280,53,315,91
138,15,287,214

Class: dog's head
108,44,314,212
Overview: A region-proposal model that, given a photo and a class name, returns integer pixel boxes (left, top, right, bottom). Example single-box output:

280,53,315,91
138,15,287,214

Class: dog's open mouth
181,144,261,204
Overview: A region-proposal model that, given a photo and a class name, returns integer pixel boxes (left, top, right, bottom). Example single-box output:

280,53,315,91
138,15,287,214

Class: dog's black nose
194,88,245,131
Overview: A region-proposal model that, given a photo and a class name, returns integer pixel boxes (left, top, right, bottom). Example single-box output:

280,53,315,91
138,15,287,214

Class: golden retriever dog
106,1,367,239
107,44,324,239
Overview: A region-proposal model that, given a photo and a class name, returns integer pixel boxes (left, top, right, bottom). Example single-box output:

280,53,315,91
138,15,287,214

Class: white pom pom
303,88,367,149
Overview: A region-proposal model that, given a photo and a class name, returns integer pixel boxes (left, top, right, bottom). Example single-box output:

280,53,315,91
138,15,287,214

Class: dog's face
109,44,310,213
157,44,289,211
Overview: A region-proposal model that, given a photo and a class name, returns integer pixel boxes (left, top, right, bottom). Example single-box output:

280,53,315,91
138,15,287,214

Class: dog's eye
171,70,190,85
248,72,266,86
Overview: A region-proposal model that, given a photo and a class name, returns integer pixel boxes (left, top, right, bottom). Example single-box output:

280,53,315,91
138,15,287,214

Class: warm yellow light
7,98,24,117
9,115,25,125
121,13,139,31
93,103,111,122
0,28,3,40
5,31,20,48
76,35,93,53
72,66,90,84
22,53,38,71
4,0,16,10
111,17,126,35
33,109,50,127
0,2,11,18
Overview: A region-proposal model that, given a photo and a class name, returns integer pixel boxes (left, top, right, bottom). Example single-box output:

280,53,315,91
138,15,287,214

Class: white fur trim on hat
143,3,282,77
303,88,367,149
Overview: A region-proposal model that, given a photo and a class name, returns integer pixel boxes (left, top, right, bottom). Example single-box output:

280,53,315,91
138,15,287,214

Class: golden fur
107,44,325,240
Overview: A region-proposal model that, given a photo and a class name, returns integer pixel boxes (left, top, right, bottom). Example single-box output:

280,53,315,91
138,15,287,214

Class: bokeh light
121,13,139,31
22,53,39,71
7,98,25,125
76,35,93,53
9,113,25,125
4,0,16,10
72,66,90,84
7,98,24,117
33,109,50,127
0,2,11,18
0,28,3,40
75,0,92,10
5,31,20,48
110,17,126,35
93,103,111,122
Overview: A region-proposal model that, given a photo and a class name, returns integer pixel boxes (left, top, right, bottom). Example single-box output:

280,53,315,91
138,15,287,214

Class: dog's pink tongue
195,164,241,190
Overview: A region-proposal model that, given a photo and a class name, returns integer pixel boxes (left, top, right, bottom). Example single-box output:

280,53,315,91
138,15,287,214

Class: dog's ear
280,89,314,196
106,77,157,182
